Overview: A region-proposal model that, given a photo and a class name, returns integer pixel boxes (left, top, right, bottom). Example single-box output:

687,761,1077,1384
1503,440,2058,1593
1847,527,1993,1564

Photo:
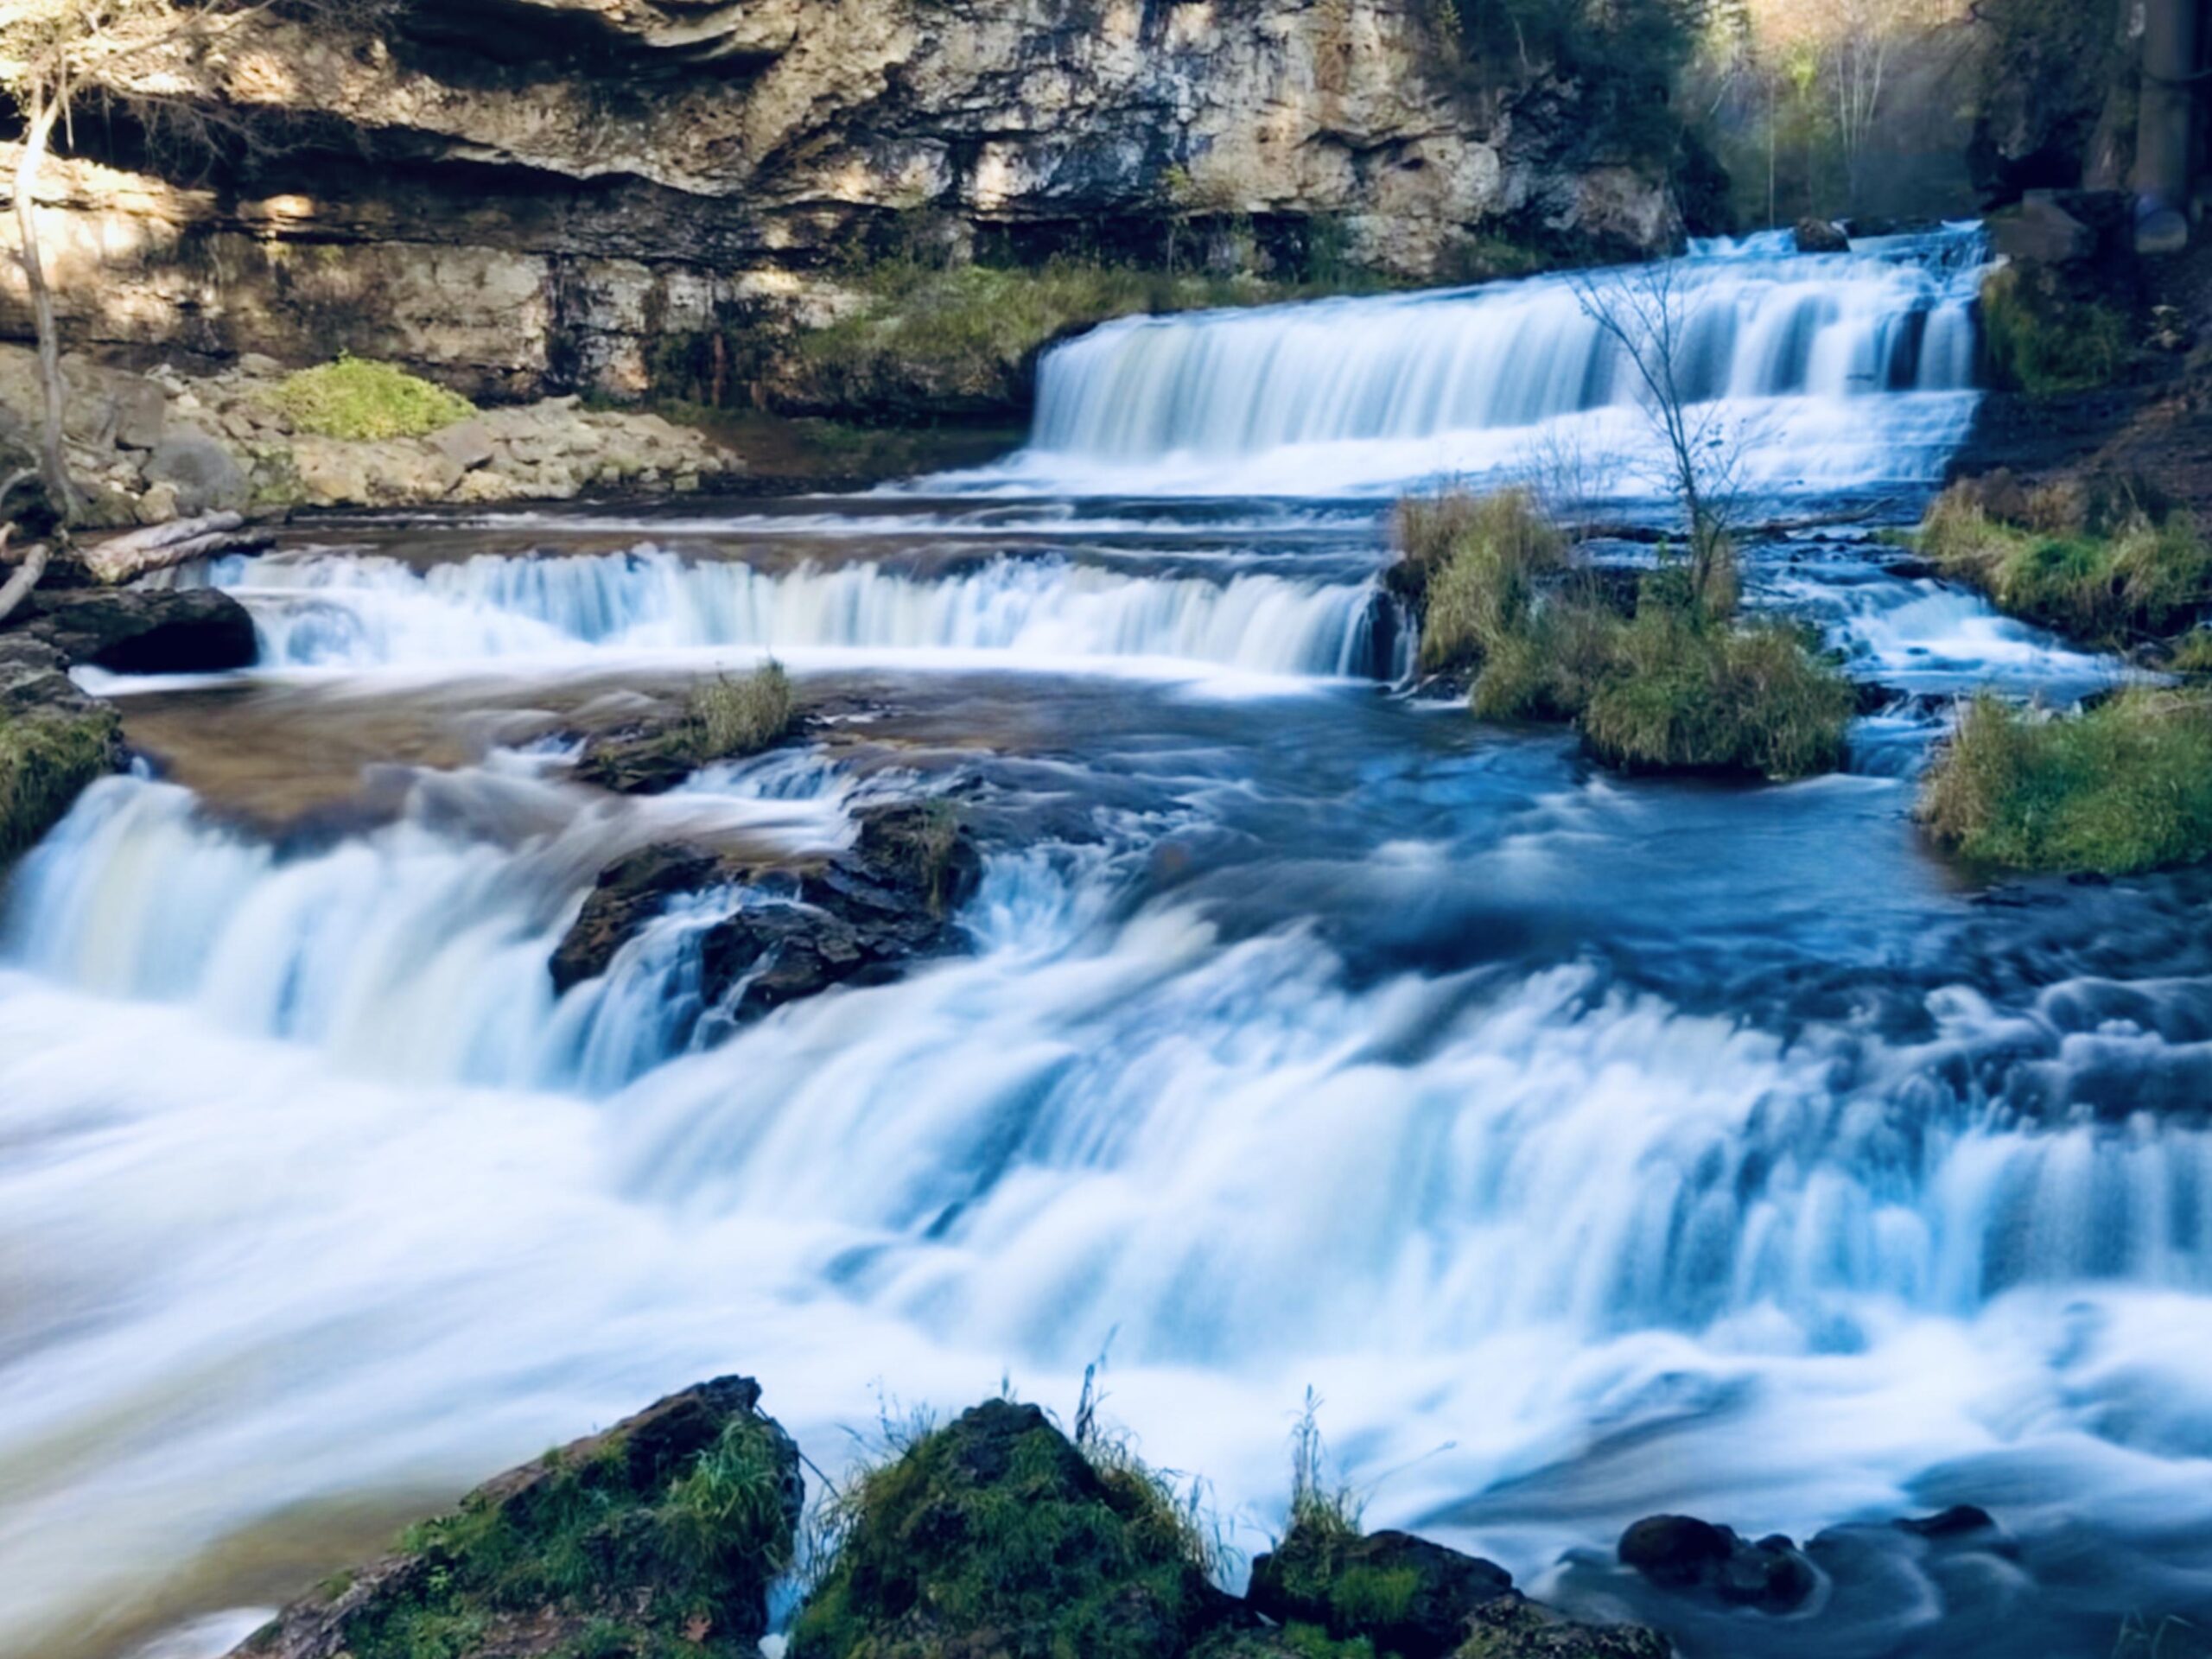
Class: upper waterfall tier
982,226,1989,499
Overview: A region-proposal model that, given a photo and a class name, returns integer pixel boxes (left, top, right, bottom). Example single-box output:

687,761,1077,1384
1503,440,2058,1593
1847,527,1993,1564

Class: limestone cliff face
3,0,1685,410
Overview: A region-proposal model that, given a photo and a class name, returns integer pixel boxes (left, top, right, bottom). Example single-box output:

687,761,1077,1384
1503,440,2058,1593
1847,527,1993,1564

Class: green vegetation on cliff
791,258,1370,422
1920,689,2212,874
268,354,477,442
1398,490,1853,779
1977,265,2133,397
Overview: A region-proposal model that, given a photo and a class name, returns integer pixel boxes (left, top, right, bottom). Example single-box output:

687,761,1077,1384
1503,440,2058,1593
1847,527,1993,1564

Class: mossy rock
237,1376,802,1659
1249,1522,1512,1659
1451,1593,1669,1659
789,1399,1235,1659
0,640,124,862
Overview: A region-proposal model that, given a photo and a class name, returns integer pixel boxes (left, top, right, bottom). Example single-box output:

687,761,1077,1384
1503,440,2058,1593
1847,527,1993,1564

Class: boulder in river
9,586,257,674
231,1374,801,1659
1618,1512,1817,1613
787,1396,1238,1659
0,639,124,861
550,802,983,1022
1248,1523,1514,1657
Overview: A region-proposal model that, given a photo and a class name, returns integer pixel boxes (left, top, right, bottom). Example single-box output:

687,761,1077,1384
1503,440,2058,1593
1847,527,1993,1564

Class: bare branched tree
1570,260,1756,618
1,0,386,527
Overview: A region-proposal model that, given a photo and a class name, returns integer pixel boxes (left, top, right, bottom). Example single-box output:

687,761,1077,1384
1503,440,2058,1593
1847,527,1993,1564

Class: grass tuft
1920,689,2212,874
267,353,477,442
681,662,795,763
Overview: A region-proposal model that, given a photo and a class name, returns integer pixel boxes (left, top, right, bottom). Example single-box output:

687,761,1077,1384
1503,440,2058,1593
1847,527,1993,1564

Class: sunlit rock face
0,0,1681,403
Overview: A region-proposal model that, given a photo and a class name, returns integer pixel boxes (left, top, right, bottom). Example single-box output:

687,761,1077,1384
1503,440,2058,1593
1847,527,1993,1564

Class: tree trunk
2133,0,2202,251
11,91,82,524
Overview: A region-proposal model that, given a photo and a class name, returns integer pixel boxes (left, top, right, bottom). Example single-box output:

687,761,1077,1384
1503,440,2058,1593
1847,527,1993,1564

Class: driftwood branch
80,512,271,584
0,527,52,627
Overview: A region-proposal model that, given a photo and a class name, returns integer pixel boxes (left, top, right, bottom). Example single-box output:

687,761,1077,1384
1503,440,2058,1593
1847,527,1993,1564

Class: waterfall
189,548,1401,680
981,226,1990,498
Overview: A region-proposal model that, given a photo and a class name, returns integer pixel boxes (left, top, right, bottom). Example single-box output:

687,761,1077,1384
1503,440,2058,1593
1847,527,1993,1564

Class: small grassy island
1397,489,1854,780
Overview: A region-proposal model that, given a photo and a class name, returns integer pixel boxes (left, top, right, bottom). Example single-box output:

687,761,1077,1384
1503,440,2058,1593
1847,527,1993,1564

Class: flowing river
5,229,2202,1659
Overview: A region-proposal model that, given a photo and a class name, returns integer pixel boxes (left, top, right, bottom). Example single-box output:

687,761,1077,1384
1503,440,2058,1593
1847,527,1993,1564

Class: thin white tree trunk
12,91,81,524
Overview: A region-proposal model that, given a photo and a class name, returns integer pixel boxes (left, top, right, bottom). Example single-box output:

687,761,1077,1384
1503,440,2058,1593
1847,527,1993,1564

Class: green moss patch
1979,264,2133,397
0,698,121,861
788,1399,1228,1659
249,1378,800,1659
1919,481,2212,648
267,353,477,441
1920,688,2212,874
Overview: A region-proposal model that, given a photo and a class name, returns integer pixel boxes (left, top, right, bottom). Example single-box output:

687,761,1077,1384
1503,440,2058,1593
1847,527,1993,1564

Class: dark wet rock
1618,1512,1815,1613
548,843,723,995
1795,218,1850,255
550,803,982,1021
0,638,125,861
787,1398,1236,1659
231,1374,800,1659
1894,1503,1999,1540
9,586,257,674
571,724,709,796
1249,1524,1514,1658
1452,1592,1671,1657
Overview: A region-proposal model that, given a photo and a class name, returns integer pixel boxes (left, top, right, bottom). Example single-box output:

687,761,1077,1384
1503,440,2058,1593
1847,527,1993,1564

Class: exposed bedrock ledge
2,0,1690,411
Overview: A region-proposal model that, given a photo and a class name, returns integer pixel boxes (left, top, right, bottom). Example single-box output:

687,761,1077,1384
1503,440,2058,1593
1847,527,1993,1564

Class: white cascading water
185,549,1400,679
10,225,2212,1659
975,226,1987,498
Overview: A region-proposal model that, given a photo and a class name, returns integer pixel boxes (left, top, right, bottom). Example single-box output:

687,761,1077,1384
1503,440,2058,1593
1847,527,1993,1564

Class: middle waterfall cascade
998,227,1989,498
191,547,1402,679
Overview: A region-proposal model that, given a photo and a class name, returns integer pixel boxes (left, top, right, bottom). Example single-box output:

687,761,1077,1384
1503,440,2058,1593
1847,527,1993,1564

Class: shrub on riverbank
1920,481,2212,646
1399,489,1853,779
1920,689,2212,873
266,354,476,441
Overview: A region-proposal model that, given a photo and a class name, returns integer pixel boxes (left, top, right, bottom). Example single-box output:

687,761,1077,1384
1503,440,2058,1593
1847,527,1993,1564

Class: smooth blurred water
3,232,2209,1659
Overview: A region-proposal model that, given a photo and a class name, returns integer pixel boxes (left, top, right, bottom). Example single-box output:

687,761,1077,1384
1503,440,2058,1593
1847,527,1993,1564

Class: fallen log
0,527,51,627
81,512,272,585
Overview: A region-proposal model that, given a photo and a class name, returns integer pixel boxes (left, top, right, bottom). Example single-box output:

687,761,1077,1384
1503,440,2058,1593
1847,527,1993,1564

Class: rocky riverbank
0,345,741,526
222,1372,2035,1659
227,1378,1671,1659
